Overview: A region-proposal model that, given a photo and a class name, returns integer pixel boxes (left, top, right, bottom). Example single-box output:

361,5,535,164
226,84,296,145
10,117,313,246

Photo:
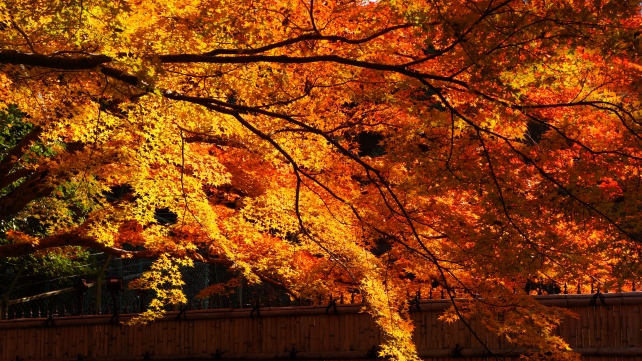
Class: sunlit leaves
1,1,642,360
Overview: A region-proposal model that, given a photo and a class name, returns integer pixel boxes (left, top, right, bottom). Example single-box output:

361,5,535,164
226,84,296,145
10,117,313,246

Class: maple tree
1,0,642,359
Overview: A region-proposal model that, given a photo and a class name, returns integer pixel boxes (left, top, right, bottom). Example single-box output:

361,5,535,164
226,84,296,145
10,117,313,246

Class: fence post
96,255,113,314
238,274,243,309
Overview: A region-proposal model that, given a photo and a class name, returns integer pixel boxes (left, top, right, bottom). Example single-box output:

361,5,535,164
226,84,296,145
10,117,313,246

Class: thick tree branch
0,125,41,179
0,233,138,258
0,141,84,221
0,232,232,264
0,50,111,69
0,168,32,189
0,169,54,221
99,65,140,86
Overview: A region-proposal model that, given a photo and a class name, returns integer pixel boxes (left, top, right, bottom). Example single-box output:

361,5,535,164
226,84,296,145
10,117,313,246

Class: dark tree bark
0,51,111,69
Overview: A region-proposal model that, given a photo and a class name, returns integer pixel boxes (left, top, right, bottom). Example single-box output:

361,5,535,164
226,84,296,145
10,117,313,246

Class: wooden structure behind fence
1,293,642,361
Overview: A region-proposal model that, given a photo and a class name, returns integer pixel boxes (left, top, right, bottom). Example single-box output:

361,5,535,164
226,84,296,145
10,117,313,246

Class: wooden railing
0,292,641,360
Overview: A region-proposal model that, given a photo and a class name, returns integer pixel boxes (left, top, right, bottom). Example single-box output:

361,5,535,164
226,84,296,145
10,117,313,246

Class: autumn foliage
1,0,642,359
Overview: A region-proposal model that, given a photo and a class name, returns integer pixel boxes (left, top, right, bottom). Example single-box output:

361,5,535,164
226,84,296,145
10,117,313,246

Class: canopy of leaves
0,1,641,360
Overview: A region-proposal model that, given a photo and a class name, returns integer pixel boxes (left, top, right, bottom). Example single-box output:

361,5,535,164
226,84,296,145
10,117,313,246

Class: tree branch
0,232,234,264
0,141,85,221
0,125,41,179
0,170,53,221
0,50,111,69
10,20,37,54
202,24,413,56
183,134,246,148
158,54,467,86
0,168,31,189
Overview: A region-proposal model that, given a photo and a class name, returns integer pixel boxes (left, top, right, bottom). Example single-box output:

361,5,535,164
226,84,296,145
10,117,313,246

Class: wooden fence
0,293,641,361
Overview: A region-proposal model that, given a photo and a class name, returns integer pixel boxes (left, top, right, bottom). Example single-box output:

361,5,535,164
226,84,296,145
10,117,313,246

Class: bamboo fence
0,293,641,361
